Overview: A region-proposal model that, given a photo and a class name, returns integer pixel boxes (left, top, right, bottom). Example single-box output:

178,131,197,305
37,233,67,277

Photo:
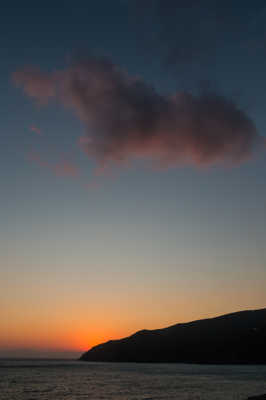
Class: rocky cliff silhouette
80,308,266,364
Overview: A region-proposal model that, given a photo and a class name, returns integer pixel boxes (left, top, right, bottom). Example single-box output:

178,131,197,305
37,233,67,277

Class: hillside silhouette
80,308,266,364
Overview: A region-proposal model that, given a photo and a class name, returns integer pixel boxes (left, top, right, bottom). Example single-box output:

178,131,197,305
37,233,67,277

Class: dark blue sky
1,0,266,356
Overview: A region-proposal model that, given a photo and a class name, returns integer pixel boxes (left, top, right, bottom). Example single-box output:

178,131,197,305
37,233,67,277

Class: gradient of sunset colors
1,0,266,358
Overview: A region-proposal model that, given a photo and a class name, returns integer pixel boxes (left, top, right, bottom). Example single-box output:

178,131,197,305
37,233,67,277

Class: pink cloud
53,160,80,178
27,151,80,179
14,57,261,169
78,136,91,146
13,68,56,103
27,150,51,169
30,125,42,135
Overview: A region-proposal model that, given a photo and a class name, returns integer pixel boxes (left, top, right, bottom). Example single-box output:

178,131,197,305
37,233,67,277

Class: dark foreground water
0,359,266,400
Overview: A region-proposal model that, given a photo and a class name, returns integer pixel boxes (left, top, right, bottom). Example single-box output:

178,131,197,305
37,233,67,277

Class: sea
0,359,266,400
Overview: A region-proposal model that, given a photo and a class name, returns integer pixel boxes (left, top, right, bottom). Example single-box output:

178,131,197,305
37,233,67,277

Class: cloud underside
13,57,259,168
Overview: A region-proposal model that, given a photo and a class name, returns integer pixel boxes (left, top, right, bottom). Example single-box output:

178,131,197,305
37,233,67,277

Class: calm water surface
0,359,266,400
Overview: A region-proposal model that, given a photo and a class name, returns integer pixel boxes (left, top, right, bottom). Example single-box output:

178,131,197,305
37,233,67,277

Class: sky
1,0,266,358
